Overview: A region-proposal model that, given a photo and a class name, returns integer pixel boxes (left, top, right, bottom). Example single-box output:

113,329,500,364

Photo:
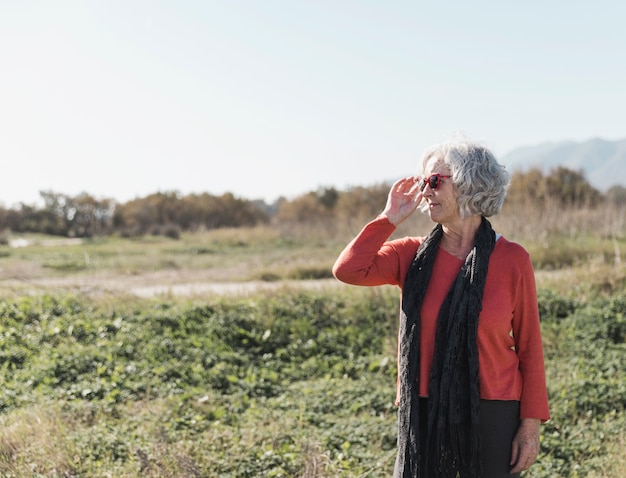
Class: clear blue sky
1,1,625,206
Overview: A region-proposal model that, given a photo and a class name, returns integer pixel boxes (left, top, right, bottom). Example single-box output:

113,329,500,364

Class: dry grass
0,406,76,477
0,225,339,299
586,421,626,478
0,401,196,478
2,202,626,302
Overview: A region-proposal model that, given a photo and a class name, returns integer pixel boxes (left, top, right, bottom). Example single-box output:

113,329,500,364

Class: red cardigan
332,216,550,421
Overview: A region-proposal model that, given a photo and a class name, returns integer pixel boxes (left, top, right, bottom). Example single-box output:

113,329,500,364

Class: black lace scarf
394,217,496,478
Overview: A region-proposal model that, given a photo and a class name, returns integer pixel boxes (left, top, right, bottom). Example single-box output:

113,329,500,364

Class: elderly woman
332,139,550,478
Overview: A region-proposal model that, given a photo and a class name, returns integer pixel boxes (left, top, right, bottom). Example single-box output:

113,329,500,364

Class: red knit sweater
332,216,550,422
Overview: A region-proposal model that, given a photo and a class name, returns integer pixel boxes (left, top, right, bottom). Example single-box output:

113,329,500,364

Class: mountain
500,138,626,191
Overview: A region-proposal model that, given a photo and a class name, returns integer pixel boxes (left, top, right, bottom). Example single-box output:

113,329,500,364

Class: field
1,216,626,477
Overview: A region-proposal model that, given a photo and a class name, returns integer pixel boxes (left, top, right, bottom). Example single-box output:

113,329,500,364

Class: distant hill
500,138,626,191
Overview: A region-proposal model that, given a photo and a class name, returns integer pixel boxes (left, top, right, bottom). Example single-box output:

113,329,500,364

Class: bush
537,289,578,322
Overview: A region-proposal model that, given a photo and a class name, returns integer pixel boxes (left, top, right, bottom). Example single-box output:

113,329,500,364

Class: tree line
1,166,624,239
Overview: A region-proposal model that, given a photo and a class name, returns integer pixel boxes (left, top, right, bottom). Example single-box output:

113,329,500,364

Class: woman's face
422,156,460,225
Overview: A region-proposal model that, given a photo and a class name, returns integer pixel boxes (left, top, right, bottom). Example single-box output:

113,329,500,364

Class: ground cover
0,286,624,477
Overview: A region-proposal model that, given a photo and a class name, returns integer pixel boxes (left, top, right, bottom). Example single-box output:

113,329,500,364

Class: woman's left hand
509,418,541,473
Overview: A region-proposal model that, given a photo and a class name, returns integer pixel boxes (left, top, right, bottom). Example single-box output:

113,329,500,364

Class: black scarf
394,217,496,478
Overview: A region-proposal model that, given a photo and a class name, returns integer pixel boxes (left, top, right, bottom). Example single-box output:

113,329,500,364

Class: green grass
0,290,399,477
0,287,625,477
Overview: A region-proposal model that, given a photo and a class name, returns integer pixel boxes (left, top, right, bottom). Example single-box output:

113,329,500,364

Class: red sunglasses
419,174,452,192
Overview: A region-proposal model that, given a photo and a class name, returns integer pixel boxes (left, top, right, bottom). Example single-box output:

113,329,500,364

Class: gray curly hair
419,138,510,218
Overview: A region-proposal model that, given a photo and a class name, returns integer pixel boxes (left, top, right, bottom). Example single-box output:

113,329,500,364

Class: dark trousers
417,398,521,478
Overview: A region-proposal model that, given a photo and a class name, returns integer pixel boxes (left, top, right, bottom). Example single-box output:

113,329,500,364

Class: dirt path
130,278,343,297
0,271,345,298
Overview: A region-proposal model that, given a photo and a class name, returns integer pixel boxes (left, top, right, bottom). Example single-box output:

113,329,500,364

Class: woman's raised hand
381,176,423,226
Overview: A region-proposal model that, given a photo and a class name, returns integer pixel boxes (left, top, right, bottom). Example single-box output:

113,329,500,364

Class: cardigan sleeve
332,216,419,287
512,251,551,422
333,215,419,408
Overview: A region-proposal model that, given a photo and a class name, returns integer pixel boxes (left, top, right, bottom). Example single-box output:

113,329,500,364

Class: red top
332,216,550,421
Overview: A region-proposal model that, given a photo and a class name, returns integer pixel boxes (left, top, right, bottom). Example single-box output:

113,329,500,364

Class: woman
332,139,549,477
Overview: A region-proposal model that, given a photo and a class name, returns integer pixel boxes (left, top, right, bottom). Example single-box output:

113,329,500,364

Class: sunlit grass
0,286,623,477
0,226,339,298
1,202,626,475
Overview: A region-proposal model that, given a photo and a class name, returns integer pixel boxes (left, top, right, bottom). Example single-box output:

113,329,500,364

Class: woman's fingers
382,176,423,226
392,176,421,197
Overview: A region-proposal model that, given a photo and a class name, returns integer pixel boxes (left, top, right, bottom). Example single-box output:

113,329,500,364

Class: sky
1,1,625,207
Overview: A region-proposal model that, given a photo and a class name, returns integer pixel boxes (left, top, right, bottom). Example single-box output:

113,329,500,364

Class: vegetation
2,166,626,240
0,167,625,476
0,285,625,477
